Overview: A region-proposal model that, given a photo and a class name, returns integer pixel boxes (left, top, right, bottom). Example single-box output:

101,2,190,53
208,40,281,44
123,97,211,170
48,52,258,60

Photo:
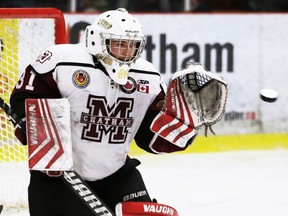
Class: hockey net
0,8,66,215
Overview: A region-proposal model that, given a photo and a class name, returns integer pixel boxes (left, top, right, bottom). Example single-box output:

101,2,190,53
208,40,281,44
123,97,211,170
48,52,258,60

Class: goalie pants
28,158,152,216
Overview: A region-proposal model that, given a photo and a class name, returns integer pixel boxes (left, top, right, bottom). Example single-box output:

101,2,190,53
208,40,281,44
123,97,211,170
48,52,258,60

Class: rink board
1,134,287,161
129,134,288,155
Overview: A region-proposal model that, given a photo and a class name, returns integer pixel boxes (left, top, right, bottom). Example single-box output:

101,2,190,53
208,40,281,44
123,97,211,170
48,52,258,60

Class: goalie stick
0,97,115,216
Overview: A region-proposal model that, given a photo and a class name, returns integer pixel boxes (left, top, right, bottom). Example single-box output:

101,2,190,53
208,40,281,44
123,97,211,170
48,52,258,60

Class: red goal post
0,8,66,214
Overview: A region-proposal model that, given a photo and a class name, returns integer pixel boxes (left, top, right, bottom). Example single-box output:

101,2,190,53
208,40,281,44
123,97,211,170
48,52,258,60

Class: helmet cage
100,33,146,65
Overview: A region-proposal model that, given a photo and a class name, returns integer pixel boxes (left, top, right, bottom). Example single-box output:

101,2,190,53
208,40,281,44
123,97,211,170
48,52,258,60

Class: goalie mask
85,8,146,85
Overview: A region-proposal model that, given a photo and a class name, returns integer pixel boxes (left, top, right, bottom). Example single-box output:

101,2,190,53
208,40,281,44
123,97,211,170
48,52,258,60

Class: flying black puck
260,88,278,103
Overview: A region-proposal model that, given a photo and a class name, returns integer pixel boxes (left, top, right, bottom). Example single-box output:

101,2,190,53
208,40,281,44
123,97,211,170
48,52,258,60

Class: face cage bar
100,33,146,65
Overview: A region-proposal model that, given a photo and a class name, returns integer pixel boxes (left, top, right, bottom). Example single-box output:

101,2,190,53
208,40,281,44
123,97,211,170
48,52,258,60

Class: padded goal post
0,8,66,213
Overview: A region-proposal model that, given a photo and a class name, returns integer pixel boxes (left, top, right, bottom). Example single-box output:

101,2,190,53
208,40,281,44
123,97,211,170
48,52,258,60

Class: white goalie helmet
85,8,146,85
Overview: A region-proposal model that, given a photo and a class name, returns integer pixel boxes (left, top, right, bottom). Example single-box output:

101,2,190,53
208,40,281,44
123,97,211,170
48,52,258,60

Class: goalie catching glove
151,62,228,148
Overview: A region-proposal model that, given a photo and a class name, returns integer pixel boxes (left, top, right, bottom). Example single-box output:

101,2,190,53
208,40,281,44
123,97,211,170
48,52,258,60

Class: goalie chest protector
30,43,163,181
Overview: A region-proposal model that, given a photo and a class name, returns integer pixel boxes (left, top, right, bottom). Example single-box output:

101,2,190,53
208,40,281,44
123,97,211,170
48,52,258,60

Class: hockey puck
260,88,278,102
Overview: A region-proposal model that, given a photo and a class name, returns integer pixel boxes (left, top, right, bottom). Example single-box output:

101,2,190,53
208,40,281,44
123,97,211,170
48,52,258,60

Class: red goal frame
0,7,67,212
0,8,66,44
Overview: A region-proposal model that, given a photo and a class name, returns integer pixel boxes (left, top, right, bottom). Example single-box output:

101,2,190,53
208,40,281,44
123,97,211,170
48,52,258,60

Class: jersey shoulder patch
31,43,92,74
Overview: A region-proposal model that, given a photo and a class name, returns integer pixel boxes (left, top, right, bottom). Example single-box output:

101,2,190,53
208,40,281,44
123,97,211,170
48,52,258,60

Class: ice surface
2,150,288,216
136,150,288,216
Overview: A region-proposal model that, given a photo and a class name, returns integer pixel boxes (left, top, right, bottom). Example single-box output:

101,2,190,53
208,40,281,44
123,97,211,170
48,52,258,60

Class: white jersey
13,43,166,181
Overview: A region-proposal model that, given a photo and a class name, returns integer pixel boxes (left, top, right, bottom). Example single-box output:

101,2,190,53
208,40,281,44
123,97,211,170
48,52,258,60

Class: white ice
2,149,288,216
136,150,288,216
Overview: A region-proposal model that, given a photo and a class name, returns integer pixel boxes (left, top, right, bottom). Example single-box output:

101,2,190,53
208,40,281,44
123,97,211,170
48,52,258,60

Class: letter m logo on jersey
80,95,133,144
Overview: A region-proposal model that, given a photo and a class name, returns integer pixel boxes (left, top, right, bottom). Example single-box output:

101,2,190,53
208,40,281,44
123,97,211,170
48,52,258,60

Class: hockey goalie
10,8,227,216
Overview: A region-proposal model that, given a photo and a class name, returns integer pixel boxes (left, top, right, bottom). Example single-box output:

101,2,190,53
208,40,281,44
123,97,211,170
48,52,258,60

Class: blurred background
0,0,288,12
0,0,287,148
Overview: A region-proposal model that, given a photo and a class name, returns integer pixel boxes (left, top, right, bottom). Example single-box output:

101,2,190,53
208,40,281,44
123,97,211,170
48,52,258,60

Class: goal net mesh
0,8,66,215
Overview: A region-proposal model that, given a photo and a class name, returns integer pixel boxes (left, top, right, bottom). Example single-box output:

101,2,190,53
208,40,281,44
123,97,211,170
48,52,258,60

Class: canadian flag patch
137,80,150,93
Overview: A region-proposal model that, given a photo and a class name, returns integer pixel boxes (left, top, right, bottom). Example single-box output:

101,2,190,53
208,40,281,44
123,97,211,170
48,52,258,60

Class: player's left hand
151,62,228,147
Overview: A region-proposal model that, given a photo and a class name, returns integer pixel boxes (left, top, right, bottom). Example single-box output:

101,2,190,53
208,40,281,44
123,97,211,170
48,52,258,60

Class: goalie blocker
25,98,73,171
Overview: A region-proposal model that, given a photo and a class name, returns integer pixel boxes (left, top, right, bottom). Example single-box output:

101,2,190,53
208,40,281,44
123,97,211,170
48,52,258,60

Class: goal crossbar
0,8,66,44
